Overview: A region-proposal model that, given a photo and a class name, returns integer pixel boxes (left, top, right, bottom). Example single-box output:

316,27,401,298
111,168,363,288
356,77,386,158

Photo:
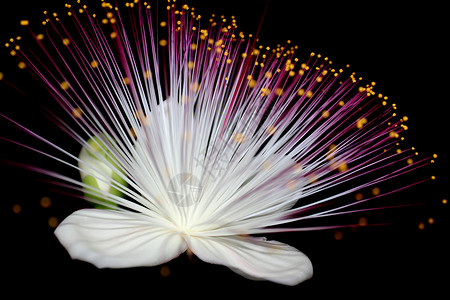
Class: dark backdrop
1,0,448,298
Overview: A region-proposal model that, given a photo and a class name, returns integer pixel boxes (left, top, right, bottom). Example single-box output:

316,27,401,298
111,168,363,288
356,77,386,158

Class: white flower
56,98,313,285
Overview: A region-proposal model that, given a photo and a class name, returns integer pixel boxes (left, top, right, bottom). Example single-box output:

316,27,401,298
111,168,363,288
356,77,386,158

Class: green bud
78,134,128,209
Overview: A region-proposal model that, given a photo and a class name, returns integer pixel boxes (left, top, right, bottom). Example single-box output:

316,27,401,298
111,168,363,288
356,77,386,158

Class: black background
1,0,449,298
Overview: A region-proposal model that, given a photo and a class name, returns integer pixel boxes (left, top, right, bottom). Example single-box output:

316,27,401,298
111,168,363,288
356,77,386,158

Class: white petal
188,235,312,285
55,209,187,268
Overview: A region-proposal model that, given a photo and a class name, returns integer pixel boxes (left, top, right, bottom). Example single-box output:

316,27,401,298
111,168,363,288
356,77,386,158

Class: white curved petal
55,209,187,268
188,235,312,285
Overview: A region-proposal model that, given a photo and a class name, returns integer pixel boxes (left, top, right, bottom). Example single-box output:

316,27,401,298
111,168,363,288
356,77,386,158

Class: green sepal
82,175,119,209
79,134,128,209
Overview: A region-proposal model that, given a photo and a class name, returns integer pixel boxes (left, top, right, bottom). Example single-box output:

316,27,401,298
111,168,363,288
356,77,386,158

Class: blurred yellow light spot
334,231,343,241
48,217,59,228
123,77,130,85
418,222,425,230
389,131,399,139
60,81,70,90
144,70,152,79
356,118,367,129
159,39,168,47
406,158,414,165
12,204,22,214
40,196,52,208
371,187,380,196
233,133,245,143
18,62,26,69
160,21,167,27
322,110,330,118
20,20,29,26
327,145,337,160
260,87,271,96
0,72,3,81
338,163,348,172
293,163,303,173
286,179,298,191
266,125,276,135
358,217,368,226
180,94,189,104
428,217,434,224
110,32,117,39
90,60,99,68
63,38,70,46
160,265,170,277
190,81,200,92
72,107,83,118
248,79,256,88
442,199,447,204
355,193,363,201
36,33,45,40
308,174,318,183
275,88,284,96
